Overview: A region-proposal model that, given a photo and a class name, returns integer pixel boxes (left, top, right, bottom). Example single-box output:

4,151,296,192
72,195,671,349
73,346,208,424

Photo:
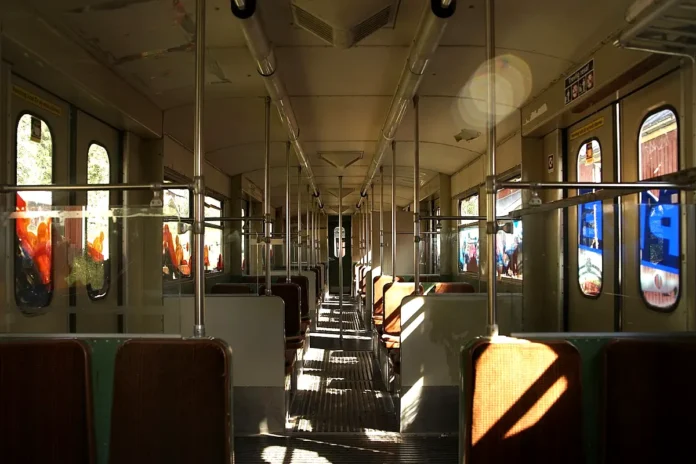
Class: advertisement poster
639,193,679,299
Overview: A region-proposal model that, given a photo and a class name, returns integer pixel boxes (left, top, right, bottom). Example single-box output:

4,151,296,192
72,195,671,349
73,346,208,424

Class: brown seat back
109,339,231,464
383,282,422,336
211,283,252,294
464,340,583,464
372,275,401,318
274,276,309,320
0,340,94,464
359,266,369,294
259,283,302,338
432,282,475,294
604,339,696,462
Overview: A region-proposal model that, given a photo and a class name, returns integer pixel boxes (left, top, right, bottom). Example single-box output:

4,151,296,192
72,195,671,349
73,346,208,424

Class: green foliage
16,115,52,186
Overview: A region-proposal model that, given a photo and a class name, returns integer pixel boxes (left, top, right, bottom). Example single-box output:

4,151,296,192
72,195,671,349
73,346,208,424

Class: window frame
637,105,681,312
163,177,194,281
14,111,56,310
457,189,481,275
85,140,111,300
576,137,604,299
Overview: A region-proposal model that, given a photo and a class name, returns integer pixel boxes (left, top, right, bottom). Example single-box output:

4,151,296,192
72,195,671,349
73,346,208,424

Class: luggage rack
616,0,696,56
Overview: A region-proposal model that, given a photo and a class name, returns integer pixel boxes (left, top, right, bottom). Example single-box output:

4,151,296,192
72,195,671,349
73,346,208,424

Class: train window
162,185,192,280
15,114,54,309
86,143,110,299
241,207,246,273
333,226,345,258
204,196,223,272
458,194,479,273
577,139,603,297
496,177,523,280
638,107,680,310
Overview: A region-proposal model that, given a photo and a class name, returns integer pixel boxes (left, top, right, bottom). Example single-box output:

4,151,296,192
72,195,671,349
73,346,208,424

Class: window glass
15,114,53,309
333,226,345,258
496,178,523,279
204,195,223,272
577,139,603,297
241,207,246,273
458,195,479,273
162,186,192,279
86,143,110,298
639,108,680,309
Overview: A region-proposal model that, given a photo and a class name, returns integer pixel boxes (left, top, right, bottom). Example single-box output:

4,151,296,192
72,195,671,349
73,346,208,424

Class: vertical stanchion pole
380,166,384,273
485,0,499,336
192,0,207,337
391,142,396,282
368,191,372,268
264,96,272,295
297,167,302,273
311,201,315,267
338,176,344,340
285,142,291,283
413,95,421,294
306,185,310,269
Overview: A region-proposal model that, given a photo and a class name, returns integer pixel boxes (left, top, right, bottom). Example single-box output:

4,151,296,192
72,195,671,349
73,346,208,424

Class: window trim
637,105,681,313
575,137,604,300
14,111,55,310
86,141,112,301
457,192,481,276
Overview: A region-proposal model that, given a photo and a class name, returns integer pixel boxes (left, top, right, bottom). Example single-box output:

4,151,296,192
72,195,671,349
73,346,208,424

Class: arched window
458,194,479,274
496,177,523,280
15,114,53,310
638,108,680,310
204,196,223,272
162,184,192,280
86,143,110,299
333,226,345,258
577,139,603,297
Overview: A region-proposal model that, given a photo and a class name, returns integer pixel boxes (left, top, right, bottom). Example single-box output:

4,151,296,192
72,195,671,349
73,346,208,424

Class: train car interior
2,0,696,462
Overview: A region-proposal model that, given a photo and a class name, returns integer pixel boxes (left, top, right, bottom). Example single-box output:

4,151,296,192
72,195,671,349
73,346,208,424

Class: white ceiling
21,0,635,210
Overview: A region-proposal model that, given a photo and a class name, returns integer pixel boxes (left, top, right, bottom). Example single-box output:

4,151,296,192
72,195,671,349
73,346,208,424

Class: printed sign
13,85,63,117
564,59,594,106
547,154,554,173
570,117,604,141
30,116,41,143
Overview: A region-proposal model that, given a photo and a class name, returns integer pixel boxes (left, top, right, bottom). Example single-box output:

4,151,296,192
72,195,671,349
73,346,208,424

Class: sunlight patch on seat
504,375,568,439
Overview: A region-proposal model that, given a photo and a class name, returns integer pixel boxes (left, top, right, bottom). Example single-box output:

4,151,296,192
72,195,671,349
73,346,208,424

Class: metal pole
264,96,272,295
306,185,310,268
413,95,421,294
0,182,192,192
338,175,344,340
192,0,207,338
368,189,373,267
285,142,291,283
485,0,498,337
297,167,302,273
391,142,396,281
380,166,384,273
497,180,695,190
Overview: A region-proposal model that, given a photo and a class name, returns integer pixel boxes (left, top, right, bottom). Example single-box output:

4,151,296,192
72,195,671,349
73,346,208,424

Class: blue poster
639,190,679,291
578,189,603,296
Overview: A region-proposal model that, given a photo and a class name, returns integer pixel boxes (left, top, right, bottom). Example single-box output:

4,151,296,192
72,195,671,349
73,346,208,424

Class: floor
235,294,459,463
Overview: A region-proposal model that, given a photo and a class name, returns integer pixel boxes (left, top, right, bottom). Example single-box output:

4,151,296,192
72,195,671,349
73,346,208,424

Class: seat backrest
259,283,302,338
211,283,252,294
604,339,696,462
373,275,401,317
274,276,309,320
432,282,475,294
0,340,94,464
311,267,321,300
383,282,423,336
359,266,369,293
464,340,583,464
109,339,231,464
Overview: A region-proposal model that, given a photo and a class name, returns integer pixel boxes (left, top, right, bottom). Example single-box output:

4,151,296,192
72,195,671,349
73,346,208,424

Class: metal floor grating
288,297,397,433
288,349,398,433
234,435,459,463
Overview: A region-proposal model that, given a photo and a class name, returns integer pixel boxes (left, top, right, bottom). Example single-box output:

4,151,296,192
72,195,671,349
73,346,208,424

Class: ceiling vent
291,0,400,48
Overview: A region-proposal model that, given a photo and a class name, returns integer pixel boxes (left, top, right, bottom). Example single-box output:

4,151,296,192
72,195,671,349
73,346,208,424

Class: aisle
287,296,398,433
